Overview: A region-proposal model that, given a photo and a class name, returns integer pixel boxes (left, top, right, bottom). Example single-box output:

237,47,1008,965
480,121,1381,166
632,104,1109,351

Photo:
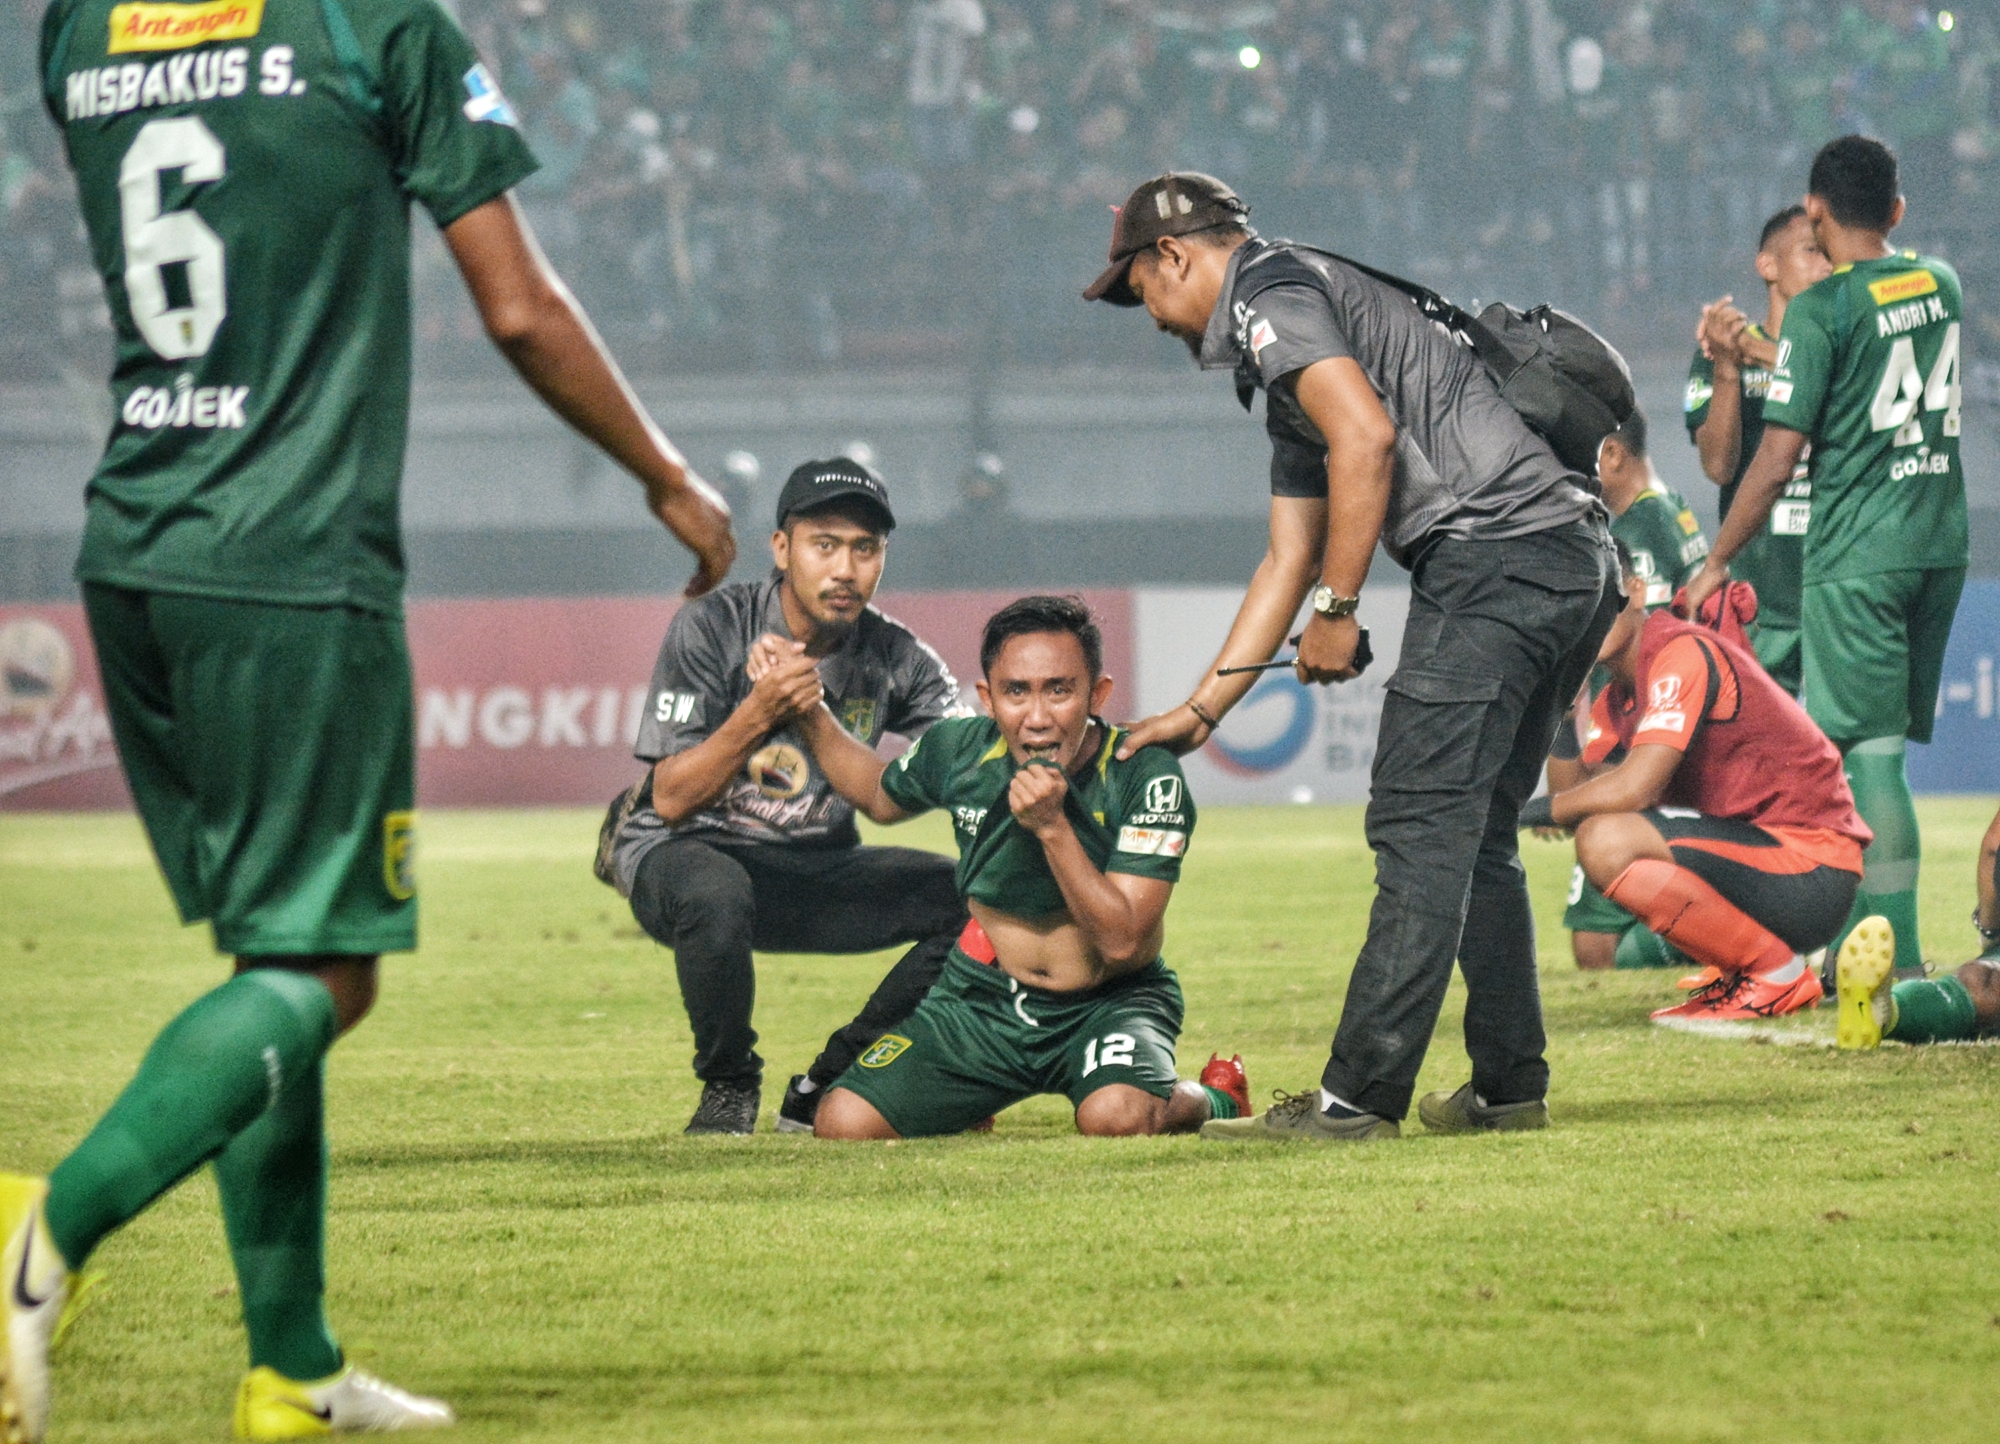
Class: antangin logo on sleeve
1867,269,1937,307
108,0,264,53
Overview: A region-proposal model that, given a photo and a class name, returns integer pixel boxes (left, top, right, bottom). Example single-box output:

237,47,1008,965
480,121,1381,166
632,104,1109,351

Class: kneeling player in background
1837,803,2000,1047
794,596,1248,1138
1554,414,1710,972
1522,558,1872,1023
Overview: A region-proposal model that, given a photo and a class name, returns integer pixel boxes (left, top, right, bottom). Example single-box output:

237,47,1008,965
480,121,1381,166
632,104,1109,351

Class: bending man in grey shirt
1085,172,1620,1140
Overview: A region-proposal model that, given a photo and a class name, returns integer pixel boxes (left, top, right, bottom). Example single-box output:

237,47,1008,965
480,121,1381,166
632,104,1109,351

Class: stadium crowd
4,0,2000,376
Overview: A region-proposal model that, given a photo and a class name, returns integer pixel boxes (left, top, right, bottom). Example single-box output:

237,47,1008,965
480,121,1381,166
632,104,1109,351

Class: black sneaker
685,1080,760,1135
776,1075,821,1134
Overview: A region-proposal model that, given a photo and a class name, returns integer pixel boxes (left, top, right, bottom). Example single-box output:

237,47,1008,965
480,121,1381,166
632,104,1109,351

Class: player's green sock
1200,1086,1241,1120
1837,738,1923,973
1613,923,1675,970
216,1050,343,1380
1885,976,1979,1043
43,969,337,1271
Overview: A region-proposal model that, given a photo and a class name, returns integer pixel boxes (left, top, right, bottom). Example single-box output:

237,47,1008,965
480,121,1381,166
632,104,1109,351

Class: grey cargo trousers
1322,518,1621,1120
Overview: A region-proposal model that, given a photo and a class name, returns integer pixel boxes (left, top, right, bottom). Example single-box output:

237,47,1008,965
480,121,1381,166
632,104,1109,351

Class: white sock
794,1077,819,1095
1318,1088,1361,1115
1758,955,1805,984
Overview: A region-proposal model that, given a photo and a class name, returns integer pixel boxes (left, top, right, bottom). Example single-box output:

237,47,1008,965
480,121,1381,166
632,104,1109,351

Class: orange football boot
1651,964,1823,1022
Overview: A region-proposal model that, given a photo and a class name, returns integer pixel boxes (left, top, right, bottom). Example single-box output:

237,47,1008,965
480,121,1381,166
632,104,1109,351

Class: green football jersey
1684,322,1809,628
1762,251,1969,585
40,0,538,614
880,716,1195,918
1612,482,1708,610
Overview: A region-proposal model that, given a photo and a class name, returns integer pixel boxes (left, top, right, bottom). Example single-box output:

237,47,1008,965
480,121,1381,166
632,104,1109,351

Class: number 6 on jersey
120,116,228,360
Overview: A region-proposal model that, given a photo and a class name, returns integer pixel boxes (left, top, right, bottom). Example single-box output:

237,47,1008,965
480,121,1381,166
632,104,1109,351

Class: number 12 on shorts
1081,1033,1135,1076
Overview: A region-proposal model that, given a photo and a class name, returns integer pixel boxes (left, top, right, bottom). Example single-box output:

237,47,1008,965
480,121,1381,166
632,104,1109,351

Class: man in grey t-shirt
596,459,969,1135
1086,172,1621,1141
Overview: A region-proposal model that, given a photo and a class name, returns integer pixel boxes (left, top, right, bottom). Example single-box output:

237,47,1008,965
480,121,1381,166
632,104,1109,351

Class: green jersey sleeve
368,0,538,225
882,716,982,816
1106,748,1195,882
1684,348,1714,436
1763,290,1833,437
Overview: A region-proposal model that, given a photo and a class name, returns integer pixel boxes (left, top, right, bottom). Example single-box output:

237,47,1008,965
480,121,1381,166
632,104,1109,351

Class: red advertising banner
1,589,1132,811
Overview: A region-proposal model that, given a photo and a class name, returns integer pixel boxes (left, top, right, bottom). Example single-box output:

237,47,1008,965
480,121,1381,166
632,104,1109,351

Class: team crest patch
109,0,264,53
383,811,416,902
859,1035,911,1068
839,697,878,741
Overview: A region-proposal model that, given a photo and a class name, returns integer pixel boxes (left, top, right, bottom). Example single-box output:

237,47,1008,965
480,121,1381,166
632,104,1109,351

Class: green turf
3,801,1996,1443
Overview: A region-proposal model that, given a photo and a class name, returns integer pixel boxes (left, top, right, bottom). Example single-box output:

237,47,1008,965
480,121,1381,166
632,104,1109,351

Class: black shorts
1644,809,1859,954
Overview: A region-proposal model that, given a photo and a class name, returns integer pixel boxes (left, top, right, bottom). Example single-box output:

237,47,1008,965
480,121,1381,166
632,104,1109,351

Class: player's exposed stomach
970,902,1155,994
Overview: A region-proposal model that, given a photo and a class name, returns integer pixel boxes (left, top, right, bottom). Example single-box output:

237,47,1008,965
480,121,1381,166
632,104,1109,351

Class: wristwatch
1311,585,1361,619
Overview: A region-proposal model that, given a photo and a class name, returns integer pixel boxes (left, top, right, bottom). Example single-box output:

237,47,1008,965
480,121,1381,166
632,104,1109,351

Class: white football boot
0,1175,70,1444
235,1364,456,1438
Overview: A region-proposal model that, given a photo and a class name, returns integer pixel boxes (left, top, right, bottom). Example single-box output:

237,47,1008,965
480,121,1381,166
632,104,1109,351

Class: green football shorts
832,948,1184,1137
84,585,417,957
1800,567,1964,745
1562,864,1633,935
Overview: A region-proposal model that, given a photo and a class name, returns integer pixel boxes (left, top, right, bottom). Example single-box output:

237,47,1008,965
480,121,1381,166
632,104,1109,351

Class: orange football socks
1603,859,1793,976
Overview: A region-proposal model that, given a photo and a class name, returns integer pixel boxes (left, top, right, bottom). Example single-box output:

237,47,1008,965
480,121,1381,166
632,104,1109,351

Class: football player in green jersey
2,2,734,1439
1686,135,1968,982
1835,803,2000,1049
790,596,1250,1140
1685,205,1831,695
1553,413,1710,971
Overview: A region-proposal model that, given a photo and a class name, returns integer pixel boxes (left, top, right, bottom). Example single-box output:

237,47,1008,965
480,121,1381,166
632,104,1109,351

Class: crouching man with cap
1087,172,1620,1140
596,459,970,1134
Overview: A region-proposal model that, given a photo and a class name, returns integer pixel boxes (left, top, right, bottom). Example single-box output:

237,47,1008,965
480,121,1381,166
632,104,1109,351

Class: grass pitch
4,801,1997,1443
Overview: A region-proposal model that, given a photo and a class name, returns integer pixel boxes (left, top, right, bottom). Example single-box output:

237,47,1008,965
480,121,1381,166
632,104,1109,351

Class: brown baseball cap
1081,172,1251,306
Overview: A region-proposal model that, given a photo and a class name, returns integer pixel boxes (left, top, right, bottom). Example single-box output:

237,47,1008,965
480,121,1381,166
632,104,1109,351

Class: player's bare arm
793,701,908,824
1693,301,1747,485
1008,763,1172,981
443,194,734,595
1683,424,1809,614
650,650,824,823
1115,494,1327,758
1291,356,1394,683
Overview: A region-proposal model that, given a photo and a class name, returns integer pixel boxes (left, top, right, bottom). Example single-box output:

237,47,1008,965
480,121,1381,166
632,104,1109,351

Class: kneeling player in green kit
1836,802,2000,1048
794,596,1249,1138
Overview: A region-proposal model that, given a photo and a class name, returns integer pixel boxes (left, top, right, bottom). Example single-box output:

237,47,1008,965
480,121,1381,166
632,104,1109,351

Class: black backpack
1242,244,1636,477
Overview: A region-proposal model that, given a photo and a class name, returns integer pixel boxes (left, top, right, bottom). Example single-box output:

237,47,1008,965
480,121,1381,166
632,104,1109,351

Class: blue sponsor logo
1206,671,1315,776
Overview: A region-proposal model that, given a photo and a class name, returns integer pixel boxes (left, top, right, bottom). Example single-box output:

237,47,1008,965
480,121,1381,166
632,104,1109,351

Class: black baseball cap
774,457,895,533
1081,172,1251,306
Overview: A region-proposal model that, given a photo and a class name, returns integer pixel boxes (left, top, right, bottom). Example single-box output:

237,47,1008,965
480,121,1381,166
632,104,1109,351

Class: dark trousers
1323,521,1621,1120
629,836,966,1089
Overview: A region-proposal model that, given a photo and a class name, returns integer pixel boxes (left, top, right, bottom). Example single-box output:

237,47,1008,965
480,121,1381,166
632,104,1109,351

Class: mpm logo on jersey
108,0,265,53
